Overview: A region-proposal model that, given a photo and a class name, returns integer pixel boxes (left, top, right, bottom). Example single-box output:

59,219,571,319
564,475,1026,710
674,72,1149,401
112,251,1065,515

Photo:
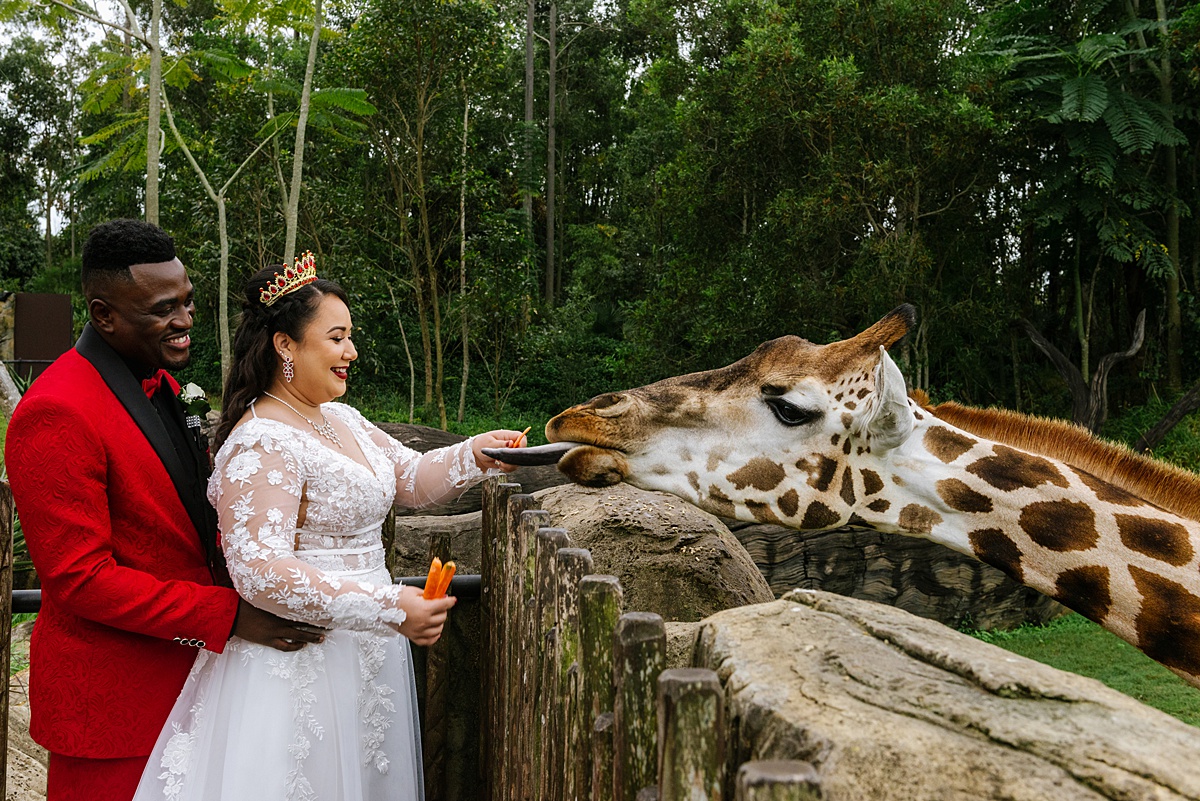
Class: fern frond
1059,75,1107,122
309,87,376,117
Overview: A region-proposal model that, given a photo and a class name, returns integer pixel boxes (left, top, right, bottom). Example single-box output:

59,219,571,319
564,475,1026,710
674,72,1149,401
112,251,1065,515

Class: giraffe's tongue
481,441,582,466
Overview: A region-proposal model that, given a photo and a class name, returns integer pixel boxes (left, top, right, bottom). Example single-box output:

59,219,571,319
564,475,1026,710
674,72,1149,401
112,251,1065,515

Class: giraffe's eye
764,397,821,427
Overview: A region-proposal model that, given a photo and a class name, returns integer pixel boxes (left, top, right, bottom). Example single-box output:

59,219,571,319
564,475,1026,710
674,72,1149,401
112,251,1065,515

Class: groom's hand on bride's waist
231,598,327,652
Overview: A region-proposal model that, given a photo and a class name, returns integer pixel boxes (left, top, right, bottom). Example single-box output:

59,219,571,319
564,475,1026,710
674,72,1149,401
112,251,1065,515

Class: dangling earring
282,355,294,383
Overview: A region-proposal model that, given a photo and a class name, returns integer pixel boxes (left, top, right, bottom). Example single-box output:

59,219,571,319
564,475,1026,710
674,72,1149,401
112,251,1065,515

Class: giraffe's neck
850,415,1200,683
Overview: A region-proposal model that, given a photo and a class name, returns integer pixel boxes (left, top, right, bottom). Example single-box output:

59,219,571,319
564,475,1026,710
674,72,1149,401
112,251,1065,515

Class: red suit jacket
5,324,239,759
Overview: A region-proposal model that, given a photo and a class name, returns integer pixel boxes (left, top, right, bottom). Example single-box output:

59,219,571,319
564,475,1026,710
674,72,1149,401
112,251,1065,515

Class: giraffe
542,305,1200,687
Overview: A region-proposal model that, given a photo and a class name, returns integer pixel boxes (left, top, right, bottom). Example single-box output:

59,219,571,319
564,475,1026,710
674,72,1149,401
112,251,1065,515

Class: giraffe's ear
855,347,914,451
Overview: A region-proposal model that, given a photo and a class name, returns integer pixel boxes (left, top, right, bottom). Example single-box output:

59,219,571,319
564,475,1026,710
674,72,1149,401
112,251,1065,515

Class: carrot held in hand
507,426,532,448
423,557,443,599
434,561,457,597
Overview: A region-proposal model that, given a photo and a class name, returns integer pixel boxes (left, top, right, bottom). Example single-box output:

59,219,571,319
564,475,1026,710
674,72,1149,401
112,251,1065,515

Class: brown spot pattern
867,499,890,513
857,388,870,399
924,426,977,463
830,433,840,446
802,455,839,493
746,500,780,524
1130,566,1200,674
845,401,857,411
898,504,943,535
1116,515,1194,567
1053,565,1112,624
936,478,994,513
706,486,735,518
967,445,1069,492
1069,466,1145,507
1019,500,1098,551
840,467,856,505
727,457,787,492
861,470,884,496
800,501,841,529
842,438,852,455
840,413,852,430
687,471,700,492
968,528,1024,582
778,489,799,518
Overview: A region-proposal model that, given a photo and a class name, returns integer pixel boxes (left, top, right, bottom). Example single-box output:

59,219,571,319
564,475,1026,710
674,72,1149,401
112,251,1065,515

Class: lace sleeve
331,405,489,509
212,433,407,634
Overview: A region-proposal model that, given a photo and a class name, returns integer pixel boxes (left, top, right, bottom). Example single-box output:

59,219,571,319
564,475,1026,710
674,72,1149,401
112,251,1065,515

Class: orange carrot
507,426,532,448
434,561,457,597
423,557,443,599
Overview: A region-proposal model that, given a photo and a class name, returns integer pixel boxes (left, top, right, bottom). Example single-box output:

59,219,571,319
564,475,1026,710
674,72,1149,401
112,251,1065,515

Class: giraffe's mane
921,398,1200,523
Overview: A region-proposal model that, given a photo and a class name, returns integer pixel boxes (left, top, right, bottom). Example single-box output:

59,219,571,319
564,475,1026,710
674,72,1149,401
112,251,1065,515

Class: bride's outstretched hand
396,585,457,646
472,430,526,473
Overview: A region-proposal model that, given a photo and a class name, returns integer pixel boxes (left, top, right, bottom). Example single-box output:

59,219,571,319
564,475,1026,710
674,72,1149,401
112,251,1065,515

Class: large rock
390,483,773,622
691,591,1200,800
728,521,1066,629
532,484,774,622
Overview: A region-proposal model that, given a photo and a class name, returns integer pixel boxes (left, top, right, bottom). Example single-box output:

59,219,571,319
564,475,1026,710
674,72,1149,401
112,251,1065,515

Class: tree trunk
283,0,322,265
388,285,417,424
524,0,535,242
458,89,470,424
1152,0,1181,390
1134,381,1200,454
1072,233,1089,384
217,196,230,383
545,2,557,305
1017,310,1145,433
145,0,162,223
415,96,446,429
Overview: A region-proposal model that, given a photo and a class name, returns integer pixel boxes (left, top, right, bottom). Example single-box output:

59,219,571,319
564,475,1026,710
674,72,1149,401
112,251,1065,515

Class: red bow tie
142,369,181,399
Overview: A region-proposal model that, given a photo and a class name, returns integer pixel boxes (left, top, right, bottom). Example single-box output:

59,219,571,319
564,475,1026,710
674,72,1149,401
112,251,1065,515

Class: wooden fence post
735,761,822,801
481,479,520,801
555,547,594,801
656,668,724,801
501,494,536,801
514,508,549,801
580,575,622,801
0,481,13,799
592,712,615,801
612,612,666,801
423,529,454,801
535,527,570,801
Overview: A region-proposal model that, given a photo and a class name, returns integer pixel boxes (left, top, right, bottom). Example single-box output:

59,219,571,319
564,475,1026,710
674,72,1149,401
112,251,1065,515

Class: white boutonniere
180,383,211,420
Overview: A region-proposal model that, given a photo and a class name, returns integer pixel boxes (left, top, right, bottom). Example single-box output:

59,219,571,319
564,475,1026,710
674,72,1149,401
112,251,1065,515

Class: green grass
971,614,1200,726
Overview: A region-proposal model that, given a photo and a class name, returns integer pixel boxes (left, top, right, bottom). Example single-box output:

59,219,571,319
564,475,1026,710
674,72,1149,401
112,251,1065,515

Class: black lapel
75,324,211,541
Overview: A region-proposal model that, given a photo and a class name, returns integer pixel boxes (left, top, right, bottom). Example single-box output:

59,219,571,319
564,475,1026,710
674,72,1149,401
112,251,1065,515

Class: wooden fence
463,477,821,801
0,476,823,800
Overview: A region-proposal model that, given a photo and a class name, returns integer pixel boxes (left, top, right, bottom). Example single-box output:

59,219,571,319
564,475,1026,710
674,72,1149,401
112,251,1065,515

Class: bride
132,253,521,800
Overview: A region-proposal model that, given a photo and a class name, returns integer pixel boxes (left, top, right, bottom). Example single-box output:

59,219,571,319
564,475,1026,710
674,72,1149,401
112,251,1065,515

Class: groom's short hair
82,219,177,299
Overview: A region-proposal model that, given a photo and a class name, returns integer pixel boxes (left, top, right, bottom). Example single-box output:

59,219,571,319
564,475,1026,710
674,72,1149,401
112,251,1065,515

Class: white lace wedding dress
132,402,488,801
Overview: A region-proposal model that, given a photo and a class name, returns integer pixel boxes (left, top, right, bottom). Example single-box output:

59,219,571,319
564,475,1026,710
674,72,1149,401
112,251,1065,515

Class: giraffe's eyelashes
764,397,822,427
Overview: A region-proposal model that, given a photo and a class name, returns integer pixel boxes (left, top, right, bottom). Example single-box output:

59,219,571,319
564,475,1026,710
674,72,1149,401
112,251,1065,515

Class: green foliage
971,614,1200,726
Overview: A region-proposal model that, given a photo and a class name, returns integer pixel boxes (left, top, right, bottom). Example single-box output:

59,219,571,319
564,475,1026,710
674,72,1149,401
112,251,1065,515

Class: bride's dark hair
215,265,349,450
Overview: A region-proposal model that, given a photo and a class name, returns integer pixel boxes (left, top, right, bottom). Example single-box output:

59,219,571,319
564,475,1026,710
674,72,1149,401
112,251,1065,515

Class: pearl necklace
262,391,343,448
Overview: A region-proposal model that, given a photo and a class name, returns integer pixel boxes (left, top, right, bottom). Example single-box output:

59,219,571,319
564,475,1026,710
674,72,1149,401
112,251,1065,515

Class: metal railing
8,575,483,615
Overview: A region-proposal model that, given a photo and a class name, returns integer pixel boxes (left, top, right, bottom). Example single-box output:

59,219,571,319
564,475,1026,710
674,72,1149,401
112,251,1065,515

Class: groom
5,219,325,801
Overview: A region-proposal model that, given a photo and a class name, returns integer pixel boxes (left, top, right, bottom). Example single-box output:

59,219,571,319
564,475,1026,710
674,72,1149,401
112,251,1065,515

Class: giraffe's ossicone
545,305,1200,687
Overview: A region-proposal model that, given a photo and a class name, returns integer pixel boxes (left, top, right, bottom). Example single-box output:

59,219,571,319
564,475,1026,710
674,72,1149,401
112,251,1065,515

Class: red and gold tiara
260,251,318,307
